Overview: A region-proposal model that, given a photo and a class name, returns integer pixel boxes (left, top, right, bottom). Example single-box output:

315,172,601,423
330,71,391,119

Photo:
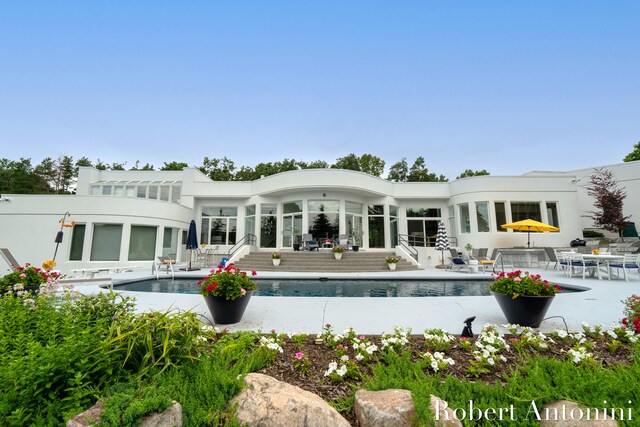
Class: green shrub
583,229,605,238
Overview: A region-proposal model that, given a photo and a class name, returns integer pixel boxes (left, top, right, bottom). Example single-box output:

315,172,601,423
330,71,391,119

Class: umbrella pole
527,231,531,248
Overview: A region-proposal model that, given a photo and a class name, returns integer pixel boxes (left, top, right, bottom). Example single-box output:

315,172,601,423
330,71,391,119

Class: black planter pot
491,291,555,328
293,243,300,251
204,291,253,324
352,245,359,252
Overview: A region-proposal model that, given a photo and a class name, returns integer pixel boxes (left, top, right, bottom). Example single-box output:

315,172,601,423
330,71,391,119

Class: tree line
0,153,489,194
2,141,638,195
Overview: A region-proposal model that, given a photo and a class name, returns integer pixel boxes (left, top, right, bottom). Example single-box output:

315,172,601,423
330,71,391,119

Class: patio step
233,251,419,272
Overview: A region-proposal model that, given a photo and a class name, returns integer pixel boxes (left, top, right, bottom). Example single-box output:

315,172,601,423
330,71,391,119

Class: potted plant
490,270,562,327
331,245,345,260
271,252,282,266
464,242,473,256
350,228,362,252
0,263,60,295
199,263,257,324
292,228,301,251
385,255,399,271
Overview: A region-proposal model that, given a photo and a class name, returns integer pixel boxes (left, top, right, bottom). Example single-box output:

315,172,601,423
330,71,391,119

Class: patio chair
543,247,558,270
302,234,319,251
608,254,640,281
474,248,495,271
565,252,597,279
0,248,21,269
338,234,351,250
448,248,468,272
153,255,176,279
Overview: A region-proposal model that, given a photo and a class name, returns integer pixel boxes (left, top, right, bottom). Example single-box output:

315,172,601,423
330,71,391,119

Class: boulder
139,402,183,427
67,401,104,427
355,389,415,427
231,373,350,427
539,400,619,426
66,401,182,427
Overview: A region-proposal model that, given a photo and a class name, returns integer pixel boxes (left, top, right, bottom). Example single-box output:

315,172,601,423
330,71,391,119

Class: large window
390,206,399,247
162,227,179,258
406,207,441,246
495,202,507,232
346,202,363,246
546,202,559,228
475,202,490,232
245,205,256,240
69,224,86,261
309,200,339,241
90,224,123,261
260,204,277,248
510,202,541,222
201,206,238,245
368,205,385,248
128,225,157,261
459,203,470,233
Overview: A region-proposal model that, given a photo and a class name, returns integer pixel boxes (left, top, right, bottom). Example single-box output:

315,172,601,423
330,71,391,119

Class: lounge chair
543,247,558,270
0,248,21,269
302,234,319,251
448,248,468,272
153,255,177,279
471,248,494,271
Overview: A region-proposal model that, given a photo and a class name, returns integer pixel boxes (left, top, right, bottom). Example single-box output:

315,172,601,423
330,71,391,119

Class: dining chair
608,254,640,281
565,252,597,279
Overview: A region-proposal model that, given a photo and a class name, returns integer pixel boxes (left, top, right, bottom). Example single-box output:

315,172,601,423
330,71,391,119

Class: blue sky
1,1,638,179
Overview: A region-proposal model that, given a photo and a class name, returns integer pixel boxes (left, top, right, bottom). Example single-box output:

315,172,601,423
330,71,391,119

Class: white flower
324,362,338,376
340,355,349,362
487,357,495,366
336,364,348,377
355,353,364,361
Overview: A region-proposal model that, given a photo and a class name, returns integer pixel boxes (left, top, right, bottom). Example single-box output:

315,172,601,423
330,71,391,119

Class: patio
74,265,640,335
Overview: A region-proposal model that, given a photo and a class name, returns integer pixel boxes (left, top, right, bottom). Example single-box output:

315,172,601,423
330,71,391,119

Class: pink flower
295,352,304,360
359,335,365,340
251,270,257,276
19,273,26,278
241,288,247,296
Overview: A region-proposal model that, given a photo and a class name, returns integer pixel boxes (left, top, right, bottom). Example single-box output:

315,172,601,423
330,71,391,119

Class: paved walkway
73,265,640,335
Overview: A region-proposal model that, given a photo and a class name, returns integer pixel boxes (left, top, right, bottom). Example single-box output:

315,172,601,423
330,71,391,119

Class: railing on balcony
228,234,257,259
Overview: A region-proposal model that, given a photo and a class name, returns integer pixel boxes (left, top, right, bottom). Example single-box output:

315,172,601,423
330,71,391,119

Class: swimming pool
113,277,584,298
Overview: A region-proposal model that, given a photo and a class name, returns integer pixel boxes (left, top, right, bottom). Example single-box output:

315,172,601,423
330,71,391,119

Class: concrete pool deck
73,265,640,335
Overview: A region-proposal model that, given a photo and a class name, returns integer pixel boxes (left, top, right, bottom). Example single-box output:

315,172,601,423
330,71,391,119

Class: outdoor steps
233,251,419,272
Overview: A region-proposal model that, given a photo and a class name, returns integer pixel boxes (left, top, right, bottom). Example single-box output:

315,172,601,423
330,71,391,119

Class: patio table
565,253,624,280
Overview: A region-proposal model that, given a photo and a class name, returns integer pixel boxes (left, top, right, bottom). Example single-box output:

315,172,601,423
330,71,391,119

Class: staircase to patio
234,251,419,272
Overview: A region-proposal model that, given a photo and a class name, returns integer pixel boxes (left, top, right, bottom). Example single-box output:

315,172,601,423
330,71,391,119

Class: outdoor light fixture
461,316,476,338
52,212,75,261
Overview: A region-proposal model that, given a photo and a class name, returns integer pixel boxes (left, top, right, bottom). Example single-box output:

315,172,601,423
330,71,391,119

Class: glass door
283,214,302,248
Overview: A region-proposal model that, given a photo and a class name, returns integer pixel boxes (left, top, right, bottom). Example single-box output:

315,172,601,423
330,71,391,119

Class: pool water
113,278,582,298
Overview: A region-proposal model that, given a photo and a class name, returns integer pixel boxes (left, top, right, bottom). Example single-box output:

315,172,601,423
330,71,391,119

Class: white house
1,161,638,273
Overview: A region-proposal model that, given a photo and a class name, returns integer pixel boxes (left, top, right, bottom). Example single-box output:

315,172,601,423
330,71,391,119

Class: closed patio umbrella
501,219,559,248
435,221,450,269
186,220,200,270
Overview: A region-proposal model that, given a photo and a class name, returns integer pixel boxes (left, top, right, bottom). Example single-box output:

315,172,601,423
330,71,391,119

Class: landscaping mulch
258,334,636,425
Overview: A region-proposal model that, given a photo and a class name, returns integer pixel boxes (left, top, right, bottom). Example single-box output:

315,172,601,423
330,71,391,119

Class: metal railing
228,234,257,259
397,235,419,262
404,235,458,248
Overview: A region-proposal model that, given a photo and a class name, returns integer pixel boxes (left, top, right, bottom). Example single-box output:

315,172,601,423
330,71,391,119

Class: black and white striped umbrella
435,221,450,251
435,221,450,267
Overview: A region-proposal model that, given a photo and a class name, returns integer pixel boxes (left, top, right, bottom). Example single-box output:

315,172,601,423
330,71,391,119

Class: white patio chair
565,252,597,279
608,254,640,281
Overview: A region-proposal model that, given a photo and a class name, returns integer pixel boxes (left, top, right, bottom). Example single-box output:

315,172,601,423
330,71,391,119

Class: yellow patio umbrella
501,219,559,248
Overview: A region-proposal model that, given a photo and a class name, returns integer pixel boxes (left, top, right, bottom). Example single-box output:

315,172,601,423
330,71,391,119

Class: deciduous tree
624,142,640,162
585,168,630,238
